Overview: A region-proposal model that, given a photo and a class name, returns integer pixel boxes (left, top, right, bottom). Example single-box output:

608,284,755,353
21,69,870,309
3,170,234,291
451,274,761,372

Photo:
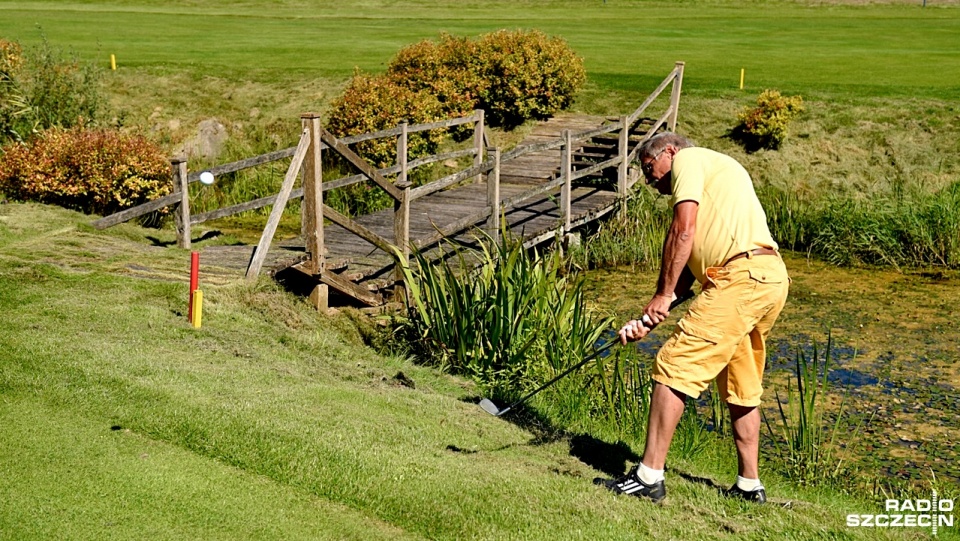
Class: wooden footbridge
94,62,685,310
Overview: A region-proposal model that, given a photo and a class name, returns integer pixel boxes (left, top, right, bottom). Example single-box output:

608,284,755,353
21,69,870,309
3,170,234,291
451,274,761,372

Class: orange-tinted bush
474,30,586,127
326,71,446,169
326,30,587,166
387,34,485,122
0,127,170,215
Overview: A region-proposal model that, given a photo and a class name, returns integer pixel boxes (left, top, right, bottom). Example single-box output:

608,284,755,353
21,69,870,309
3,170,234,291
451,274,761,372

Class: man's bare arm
645,200,698,323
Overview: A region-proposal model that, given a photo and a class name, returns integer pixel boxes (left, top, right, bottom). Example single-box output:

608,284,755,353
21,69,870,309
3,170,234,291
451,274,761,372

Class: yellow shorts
652,253,789,407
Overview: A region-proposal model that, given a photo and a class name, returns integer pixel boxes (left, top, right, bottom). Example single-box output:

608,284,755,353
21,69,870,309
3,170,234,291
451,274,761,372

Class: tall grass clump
763,334,850,486
0,37,103,144
593,348,654,442
758,180,960,269
392,231,610,404
569,187,672,270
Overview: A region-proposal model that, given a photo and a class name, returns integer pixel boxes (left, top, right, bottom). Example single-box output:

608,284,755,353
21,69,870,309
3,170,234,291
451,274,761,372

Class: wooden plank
318,268,383,306
627,66,679,126
91,191,181,229
245,128,311,280
322,204,396,255
409,158,493,200
319,127,403,201
187,147,296,183
191,189,302,224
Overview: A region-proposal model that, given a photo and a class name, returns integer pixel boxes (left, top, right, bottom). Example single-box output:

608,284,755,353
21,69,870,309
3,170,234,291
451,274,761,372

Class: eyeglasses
641,149,666,175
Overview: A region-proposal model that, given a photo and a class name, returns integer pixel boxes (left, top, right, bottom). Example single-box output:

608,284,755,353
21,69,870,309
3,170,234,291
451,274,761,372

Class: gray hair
637,132,695,160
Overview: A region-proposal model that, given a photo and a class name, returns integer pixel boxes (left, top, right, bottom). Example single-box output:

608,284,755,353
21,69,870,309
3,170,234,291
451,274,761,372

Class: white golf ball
200,171,215,185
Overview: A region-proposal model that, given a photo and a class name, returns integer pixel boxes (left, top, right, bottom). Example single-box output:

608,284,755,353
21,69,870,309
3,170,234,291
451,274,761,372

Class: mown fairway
1,0,959,98
2,1,960,539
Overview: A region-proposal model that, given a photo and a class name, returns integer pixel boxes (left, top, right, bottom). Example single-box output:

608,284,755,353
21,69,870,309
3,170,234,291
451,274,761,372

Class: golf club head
479,398,502,416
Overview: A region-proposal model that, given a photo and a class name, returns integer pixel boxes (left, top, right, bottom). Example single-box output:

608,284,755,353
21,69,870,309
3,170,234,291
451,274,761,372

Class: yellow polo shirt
670,147,777,284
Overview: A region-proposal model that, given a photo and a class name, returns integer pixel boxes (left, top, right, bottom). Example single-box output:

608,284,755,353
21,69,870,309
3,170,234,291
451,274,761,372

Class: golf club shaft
496,289,695,416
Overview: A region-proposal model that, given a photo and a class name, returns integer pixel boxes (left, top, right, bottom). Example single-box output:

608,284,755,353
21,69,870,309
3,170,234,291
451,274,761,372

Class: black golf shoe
724,484,767,504
593,466,666,503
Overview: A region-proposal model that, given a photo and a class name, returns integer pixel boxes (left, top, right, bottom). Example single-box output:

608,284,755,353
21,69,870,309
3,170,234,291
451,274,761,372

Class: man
594,132,789,504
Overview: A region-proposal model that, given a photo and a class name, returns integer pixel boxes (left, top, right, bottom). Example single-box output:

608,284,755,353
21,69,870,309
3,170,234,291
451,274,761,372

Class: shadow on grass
146,230,224,247
458,396,639,476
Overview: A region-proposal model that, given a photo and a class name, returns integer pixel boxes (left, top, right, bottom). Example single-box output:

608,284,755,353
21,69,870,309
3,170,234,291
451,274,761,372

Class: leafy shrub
326,29,586,167
0,127,170,215
386,34,484,124
326,71,446,169
0,37,103,144
474,29,586,127
733,89,804,151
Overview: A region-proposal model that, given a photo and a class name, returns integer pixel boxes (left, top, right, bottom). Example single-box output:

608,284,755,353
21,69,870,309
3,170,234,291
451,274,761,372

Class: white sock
736,475,764,492
637,462,665,484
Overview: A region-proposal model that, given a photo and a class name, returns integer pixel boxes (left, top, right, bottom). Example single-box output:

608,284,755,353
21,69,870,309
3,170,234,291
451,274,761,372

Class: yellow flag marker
191,289,203,328
739,68,745,90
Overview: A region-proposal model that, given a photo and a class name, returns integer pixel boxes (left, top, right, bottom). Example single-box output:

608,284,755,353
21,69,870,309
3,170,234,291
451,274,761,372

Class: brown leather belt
724,247,779,266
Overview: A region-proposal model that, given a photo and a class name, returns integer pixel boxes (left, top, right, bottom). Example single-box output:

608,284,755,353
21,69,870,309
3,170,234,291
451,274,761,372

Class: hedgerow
0,127,170,215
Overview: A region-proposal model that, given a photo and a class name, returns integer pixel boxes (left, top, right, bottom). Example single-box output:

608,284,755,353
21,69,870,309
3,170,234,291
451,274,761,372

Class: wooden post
560,130,572,233
668,61,685,132
394,122,411,301
486,146,500,242
171,157,190,249
473,109,485,184
301,113,324,275
300,112,327,310
617,115,629,217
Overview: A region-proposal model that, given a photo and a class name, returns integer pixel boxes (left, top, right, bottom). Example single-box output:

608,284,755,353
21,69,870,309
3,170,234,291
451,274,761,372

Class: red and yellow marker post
188,251,203,328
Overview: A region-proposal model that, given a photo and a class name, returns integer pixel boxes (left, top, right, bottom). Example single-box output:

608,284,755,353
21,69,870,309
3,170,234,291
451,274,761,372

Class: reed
392,230,611,404
763,334,848,486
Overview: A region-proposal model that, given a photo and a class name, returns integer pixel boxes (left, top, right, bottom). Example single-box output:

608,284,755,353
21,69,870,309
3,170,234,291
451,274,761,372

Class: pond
582,251,960,487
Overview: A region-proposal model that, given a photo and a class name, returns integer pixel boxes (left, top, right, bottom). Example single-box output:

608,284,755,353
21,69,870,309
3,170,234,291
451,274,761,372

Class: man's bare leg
728,403,760,478
640,382,687,469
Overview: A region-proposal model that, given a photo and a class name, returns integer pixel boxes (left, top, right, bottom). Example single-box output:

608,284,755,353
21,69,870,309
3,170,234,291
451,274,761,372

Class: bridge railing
89,61,684,307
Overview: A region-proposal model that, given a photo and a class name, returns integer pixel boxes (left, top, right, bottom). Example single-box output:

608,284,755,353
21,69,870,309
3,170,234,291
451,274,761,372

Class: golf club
479,289,695,416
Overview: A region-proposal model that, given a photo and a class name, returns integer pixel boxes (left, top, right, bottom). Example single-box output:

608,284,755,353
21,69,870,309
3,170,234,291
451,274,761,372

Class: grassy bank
2,201,947,539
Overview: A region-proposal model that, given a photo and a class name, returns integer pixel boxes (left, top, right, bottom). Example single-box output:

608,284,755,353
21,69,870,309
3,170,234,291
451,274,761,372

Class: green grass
1,0,959,99
2,201,948,540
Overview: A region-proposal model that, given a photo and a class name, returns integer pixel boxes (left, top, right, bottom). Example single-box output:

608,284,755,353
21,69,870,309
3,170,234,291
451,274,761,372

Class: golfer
596,132,789,504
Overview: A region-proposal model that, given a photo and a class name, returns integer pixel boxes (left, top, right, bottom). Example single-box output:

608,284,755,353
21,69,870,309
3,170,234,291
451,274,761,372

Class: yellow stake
110,54,117,70
191,289,203,328
739,68,745,90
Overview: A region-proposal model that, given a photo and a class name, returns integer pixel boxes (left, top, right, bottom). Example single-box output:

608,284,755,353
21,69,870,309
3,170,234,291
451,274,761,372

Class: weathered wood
187,147,296,183
570,156,620,182
409,157,494,200
302,113,324,274
191,189,302,224
245,128,311,281
319,127,403,201
669,61,685,131
561,131,572,232
172,158,190,249
627,65,680,126
617,114,629,217
487,146,501,241
413,206,492,250
91,191,181,229
394,123,410,296
473,109,485,184
319,268,383,307
322,203,396,255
